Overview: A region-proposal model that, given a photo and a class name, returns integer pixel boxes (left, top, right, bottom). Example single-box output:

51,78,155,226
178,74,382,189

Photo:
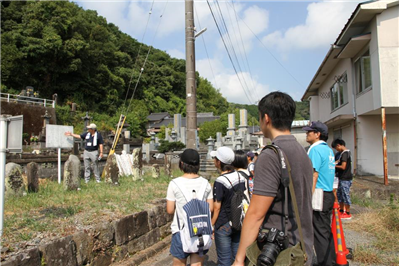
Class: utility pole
185,0,197,149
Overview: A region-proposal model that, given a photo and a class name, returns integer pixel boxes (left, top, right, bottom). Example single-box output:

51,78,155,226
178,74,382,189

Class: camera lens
257,242,280,266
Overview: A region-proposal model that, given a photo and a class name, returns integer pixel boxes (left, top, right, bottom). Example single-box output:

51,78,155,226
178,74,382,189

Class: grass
2,169,184,250
347,194,399,264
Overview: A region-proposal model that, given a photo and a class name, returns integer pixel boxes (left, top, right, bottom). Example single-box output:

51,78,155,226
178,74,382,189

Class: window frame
354,50,372,94
330,72,348,111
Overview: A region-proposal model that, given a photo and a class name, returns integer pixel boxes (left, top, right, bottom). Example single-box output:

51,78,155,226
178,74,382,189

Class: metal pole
58,148,61,184
0,116,8,242
185,0,197,149
381,107,388,185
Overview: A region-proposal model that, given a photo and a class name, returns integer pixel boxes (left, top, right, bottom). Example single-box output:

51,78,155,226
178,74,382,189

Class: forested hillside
1,1,308,140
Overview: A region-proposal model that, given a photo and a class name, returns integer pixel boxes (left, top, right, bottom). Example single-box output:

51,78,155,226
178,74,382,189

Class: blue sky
76,0,361,104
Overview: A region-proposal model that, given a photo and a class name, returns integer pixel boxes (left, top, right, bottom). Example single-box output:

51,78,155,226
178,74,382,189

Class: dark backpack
223,173,249,231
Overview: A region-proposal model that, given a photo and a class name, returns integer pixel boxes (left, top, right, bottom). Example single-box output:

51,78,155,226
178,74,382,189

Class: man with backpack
211,146,248,266
166,149,213,266
233,92,314,266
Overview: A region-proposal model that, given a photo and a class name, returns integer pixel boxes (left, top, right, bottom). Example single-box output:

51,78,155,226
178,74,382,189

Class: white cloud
197,58,269,104
167,49,185,59
215,3,270,54
262,1,359,51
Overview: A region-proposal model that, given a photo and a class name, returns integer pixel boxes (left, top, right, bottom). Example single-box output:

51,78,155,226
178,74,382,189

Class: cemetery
0,92,265,265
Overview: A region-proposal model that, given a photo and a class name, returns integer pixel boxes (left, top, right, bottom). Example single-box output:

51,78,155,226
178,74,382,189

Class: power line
125,1,169,114
194,4,219,90
236,7,306,90
230,0,260,101
123,0,155,111
206,0,254,104
213,1,254,103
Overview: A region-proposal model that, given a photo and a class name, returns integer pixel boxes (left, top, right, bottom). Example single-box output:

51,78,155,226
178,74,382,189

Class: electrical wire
123,0,155,112
230,0,260,101
125,0,169,114
214,0,254,103
206,0,254,104
194,4,219,90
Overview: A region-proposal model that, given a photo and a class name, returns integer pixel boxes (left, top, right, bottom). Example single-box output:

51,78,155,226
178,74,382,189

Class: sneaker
96,180,101,183
85,180,89,184
341,212,352,220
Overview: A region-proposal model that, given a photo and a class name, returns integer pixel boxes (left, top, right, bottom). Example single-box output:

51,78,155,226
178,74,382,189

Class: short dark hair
179,160,200,174
332,138,346,148
232,150,248,169
217,159,235,172
258,91,296,131
319,132,329,142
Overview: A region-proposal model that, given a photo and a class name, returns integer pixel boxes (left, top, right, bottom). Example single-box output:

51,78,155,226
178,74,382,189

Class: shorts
170,232,209,259
337,180,352,205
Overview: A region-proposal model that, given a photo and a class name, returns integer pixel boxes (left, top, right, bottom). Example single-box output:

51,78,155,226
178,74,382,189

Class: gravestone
5,163,25,198
132,148,143,181
27,162,39,193
63,155,81,191
164,153,172,177
104,154,119,185
152,165,160,179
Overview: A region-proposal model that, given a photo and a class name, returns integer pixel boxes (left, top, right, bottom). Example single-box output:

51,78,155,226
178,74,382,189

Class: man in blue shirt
65,123,104,183
303,121,336,266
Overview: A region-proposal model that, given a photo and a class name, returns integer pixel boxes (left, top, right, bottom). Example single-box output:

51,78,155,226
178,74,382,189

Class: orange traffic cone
332,202,349,266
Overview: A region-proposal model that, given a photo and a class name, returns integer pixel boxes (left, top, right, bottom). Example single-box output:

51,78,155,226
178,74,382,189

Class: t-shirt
336,150,352,181
80,132,104,151
213,171,247,230
308,141,335,192
248,162,255,173
253,135,314,265
237,169,253,199
166,176,213,234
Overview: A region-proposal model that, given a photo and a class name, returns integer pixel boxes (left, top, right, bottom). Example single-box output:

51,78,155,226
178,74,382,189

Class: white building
302,0,399,178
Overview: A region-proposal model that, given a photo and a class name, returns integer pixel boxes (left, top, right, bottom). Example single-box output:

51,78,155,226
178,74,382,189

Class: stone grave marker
132,148,143,181
27,162,39,193
63,155,81,191
104,154,119,184
152,164,160,178
5,162,25,198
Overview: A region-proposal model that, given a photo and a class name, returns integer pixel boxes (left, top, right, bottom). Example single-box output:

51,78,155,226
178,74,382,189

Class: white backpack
173,179,213,256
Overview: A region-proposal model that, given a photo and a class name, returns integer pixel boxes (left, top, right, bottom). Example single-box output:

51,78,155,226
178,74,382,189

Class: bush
157,140,185,153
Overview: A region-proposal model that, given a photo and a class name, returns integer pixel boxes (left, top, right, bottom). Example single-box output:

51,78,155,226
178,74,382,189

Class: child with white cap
211,147,247,266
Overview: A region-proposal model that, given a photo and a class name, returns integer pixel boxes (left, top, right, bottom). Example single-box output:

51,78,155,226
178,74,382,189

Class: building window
355,50,372,94
330,73,348,111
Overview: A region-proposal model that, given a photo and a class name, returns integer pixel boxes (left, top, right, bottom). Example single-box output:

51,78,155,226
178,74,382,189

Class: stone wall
0,101,57,136
6,153,106,180
1,200,173,266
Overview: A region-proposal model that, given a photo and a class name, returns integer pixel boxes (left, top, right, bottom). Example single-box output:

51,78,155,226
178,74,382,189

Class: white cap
87,123,97,129
210,146,235,165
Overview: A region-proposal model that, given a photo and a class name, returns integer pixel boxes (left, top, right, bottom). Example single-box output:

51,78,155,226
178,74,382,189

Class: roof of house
146,112,171,122
302,0,399,101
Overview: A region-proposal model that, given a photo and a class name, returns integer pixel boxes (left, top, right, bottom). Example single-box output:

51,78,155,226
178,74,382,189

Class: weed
353,245,381,264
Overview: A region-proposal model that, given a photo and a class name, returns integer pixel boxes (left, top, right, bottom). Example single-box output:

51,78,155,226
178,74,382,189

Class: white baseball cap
87,123,97,129
210,147,235,165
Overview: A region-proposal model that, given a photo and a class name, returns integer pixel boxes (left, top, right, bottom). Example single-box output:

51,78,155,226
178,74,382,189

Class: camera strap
265,145,307,261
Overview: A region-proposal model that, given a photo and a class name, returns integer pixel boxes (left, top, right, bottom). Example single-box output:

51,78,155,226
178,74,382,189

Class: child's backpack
173,179,212,256
223,173,249,231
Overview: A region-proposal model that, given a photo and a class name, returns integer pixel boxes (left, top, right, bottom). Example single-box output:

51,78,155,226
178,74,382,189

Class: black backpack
223,173,249,231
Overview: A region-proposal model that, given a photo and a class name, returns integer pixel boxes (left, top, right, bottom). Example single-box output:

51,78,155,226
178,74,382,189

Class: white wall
309,96,320,121
377,5,399,107
356,115,384,176
316,59,354,123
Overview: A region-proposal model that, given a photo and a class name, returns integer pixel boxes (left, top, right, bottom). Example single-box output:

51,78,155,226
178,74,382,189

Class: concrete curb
113,234,172,265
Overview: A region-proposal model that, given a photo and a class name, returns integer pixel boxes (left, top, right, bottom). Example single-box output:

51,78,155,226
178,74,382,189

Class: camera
257,228,288,266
